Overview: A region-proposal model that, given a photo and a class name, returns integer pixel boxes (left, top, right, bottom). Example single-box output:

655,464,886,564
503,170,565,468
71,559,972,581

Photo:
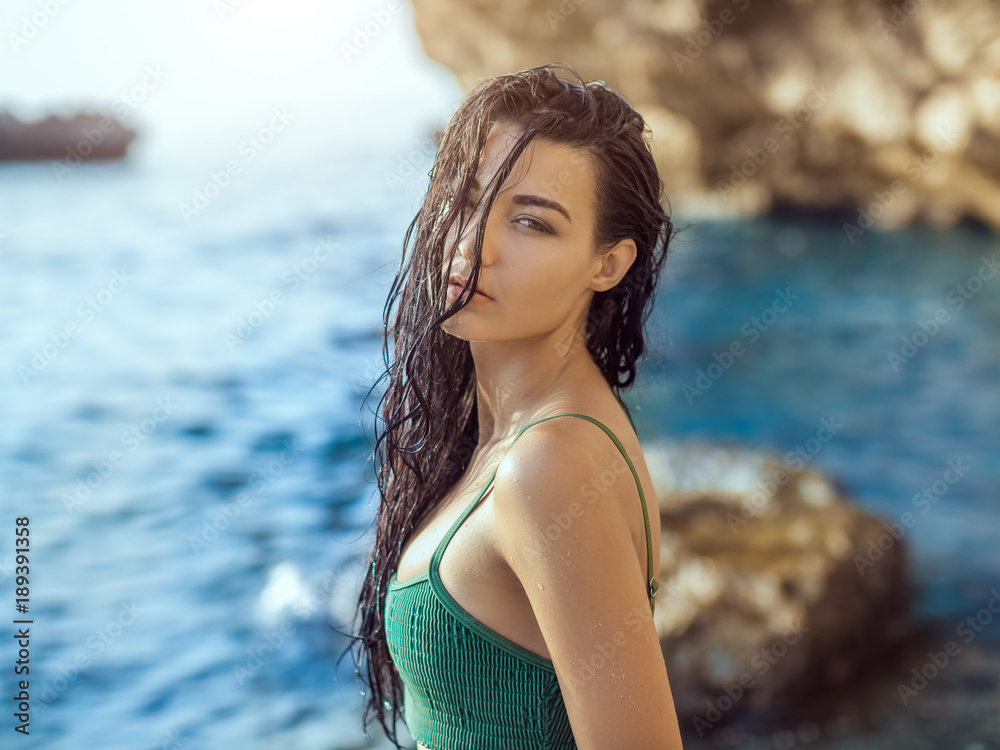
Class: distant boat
0,110,137,162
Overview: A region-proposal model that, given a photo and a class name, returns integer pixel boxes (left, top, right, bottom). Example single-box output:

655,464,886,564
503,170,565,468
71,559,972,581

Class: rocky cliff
410,0,1000,234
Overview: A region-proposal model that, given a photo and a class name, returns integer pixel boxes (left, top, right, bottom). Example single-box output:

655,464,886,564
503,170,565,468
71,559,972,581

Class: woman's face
439,121,616,344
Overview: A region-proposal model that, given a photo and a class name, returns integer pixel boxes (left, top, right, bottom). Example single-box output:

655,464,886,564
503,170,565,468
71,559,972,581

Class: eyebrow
511,194,572,224
465,176,573,224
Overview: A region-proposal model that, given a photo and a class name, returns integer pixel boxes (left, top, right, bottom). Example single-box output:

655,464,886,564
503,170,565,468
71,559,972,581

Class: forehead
474,122,596,215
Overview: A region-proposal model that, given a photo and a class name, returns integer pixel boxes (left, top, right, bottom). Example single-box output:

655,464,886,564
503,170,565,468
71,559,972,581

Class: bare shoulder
490,415,681,746
492,412,652,523
494,413,641,518
490,412,639,594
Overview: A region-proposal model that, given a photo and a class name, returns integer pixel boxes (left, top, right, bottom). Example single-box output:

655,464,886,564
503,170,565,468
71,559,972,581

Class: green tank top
384,412,658,749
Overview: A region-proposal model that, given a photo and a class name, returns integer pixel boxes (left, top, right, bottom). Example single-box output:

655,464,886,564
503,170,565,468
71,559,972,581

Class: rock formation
0,110,136,162
410,0,1000,233
643,437,911,731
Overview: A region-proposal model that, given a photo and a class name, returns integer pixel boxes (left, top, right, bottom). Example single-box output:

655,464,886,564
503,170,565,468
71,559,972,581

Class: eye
515,216,554,234
454,194,478,218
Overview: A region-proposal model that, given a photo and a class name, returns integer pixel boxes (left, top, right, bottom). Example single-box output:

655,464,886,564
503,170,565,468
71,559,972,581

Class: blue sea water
633,215,1000,618
0,137,998,749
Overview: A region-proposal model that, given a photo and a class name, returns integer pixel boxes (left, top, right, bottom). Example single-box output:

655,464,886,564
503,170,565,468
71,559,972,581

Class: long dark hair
340,62,676,748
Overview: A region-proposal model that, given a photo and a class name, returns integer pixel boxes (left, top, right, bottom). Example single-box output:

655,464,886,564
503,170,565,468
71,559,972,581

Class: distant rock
643,437,911,731
0,110,136,162
410,0,1000,232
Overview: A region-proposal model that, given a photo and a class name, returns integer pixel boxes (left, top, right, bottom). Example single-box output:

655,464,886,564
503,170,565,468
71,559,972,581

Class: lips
447,274,491,299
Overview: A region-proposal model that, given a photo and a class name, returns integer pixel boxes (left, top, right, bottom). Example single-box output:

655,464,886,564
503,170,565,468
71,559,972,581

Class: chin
440,315,491,342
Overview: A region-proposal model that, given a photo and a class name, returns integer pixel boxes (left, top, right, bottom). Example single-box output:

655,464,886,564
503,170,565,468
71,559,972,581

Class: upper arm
493,420,683,749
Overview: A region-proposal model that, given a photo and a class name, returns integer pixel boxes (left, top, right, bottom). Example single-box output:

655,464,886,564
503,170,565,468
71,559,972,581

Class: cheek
507,256,579,313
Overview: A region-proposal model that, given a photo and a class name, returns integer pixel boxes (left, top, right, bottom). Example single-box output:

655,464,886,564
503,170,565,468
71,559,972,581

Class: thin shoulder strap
432,412,658,615
524,413,657,616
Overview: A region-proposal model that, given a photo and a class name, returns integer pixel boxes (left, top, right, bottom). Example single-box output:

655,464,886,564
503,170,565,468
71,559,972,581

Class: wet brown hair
339,61,676,748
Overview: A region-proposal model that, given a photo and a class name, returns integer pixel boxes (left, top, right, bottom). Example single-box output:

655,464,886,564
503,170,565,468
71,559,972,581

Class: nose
455,218,475,268
455,202,493,269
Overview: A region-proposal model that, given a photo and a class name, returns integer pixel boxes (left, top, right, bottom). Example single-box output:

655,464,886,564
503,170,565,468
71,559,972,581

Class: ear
589,238,637,293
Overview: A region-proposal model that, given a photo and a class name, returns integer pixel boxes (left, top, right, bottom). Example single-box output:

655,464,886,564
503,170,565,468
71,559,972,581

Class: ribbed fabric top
384,413,658,750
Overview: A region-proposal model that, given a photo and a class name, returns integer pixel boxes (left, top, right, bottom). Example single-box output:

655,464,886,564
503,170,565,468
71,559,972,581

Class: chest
395,480,509,587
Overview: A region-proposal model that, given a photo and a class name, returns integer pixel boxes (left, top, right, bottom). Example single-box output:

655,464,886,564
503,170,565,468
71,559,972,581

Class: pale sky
1,0,461,161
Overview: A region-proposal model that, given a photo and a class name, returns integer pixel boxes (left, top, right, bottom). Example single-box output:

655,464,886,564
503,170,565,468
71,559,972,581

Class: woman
348,62,684,749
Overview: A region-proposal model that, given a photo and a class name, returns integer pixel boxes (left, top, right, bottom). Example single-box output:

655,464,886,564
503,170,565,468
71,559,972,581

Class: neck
469,326,602,450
